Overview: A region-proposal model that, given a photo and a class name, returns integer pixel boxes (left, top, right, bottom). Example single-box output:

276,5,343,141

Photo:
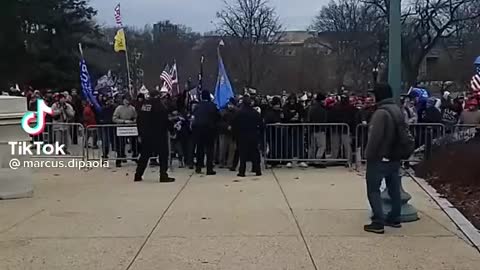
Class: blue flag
214,53,234,109
80,59,102,112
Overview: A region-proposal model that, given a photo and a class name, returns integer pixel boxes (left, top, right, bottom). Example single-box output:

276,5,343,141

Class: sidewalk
0,166,478,269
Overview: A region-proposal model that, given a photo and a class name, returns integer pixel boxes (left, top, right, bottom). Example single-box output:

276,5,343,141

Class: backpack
382,106,415,160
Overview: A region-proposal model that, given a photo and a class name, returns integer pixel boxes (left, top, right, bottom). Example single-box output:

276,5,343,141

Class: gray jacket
365,98,404,161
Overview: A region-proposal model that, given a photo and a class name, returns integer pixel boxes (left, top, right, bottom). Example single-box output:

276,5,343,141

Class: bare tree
309,0,386,90
365,0,480,86
216,0,282,88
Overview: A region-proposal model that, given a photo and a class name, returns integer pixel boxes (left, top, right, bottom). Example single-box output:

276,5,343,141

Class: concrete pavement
0,165,478,269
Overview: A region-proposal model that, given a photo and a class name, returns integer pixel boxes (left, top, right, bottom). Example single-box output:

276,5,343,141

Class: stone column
0,96,33,199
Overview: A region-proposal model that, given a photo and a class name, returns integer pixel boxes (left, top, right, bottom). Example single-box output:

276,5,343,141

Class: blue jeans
366,160,401,225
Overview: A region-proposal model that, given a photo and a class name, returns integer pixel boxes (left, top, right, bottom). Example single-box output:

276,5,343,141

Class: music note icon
21,99,53,136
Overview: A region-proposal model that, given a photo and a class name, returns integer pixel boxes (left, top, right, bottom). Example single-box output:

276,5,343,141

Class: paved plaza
0,166,479,270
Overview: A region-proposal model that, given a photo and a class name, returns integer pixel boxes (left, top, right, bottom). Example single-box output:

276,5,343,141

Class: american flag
471,65,480,92
114,4,122,27
160,64,173,90
160,63,180,94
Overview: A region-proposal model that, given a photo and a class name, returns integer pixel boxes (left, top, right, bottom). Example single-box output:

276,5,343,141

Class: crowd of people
5,82,479,235
4,83,480,176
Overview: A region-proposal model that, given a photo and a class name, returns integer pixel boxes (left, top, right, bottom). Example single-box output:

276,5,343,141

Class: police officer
134,90,174,182
192,90,220,175
232,95,263,177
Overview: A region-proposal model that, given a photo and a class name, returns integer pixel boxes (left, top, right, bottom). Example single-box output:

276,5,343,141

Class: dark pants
175,135,193,167
366,160,401,225
115,136,138,159
135,137,169,178
194,128,215,171
100,127,115,158
238,138,261,175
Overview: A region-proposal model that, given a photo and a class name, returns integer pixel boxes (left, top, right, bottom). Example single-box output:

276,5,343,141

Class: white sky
91,0,329,33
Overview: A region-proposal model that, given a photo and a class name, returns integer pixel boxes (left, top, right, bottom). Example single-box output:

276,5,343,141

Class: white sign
116,126,138,137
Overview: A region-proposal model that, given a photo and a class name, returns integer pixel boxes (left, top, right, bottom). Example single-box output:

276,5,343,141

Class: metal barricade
354,123,446,163
85,124,140,162
452,124,480,142
354,124,369,164
30,122,85,159
264,123,351,165
408,123,445,162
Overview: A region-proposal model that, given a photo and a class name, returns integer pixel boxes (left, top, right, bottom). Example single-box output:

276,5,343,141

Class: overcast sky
91,0,328,33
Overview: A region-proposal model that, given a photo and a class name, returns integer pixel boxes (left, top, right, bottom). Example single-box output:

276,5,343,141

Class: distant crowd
3,84,480,169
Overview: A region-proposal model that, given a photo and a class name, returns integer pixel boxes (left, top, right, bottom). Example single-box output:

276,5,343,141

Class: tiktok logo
21,99,53,135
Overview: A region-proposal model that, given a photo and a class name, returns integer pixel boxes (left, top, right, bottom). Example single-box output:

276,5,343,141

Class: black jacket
232,105,264,142
329,102,357,131
218,107,237,134
263,107,283,124
308,102,327,123
421,107,442,123
97,105,115,124
283,103,305,123
137,98,172,142
192,101,220,130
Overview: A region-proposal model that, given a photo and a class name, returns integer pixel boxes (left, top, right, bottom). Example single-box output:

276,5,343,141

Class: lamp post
372,67,379,84
381,0,419,222
388,0,401,102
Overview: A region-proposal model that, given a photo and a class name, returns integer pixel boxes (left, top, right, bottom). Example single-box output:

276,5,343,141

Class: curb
406,171,480,253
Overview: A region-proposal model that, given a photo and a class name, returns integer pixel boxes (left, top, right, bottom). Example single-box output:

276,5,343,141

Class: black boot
206,170,216,175
160,175,175,183
134,174,143,182
364,222,385,234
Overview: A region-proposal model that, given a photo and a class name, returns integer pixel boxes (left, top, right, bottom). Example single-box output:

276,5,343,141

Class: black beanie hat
201,90,211,101
373,83,393,102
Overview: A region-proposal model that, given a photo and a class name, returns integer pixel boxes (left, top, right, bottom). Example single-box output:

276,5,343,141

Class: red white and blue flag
471,65,480,92
160,63,179,95
114,4,122,27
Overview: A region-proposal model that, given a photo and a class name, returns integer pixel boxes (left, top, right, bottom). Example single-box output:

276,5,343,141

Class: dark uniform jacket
232,105,264,142
137,98,171,144
192,101,220,130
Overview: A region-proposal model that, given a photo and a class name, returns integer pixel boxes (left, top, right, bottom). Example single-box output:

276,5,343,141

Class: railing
25,122,478,168
355,123,447,163
264,123,351,165
31,122,85,159
85,124,140,162
451,124,480,141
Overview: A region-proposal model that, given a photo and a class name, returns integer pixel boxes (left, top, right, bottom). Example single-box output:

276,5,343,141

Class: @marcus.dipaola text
9,159,109,170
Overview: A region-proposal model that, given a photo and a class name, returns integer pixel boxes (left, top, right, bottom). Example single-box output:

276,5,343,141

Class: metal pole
388,0,402,102
124,43,133,98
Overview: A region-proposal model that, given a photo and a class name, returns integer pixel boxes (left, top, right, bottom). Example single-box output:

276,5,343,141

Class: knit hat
372,84,393,102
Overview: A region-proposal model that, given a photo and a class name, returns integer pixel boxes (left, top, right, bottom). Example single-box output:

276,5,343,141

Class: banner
114,29,126,52
214,47,234,109
80,59,102,112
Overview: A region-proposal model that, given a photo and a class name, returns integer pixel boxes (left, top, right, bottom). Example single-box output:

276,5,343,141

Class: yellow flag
114,29,126,52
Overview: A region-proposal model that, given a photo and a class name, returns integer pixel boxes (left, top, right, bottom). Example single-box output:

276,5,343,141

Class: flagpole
78,43,84,58
123,33,133,98
174,59,180,96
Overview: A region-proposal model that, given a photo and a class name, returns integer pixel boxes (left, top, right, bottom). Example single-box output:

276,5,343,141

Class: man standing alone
364,84,403,234
134,90,174,183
